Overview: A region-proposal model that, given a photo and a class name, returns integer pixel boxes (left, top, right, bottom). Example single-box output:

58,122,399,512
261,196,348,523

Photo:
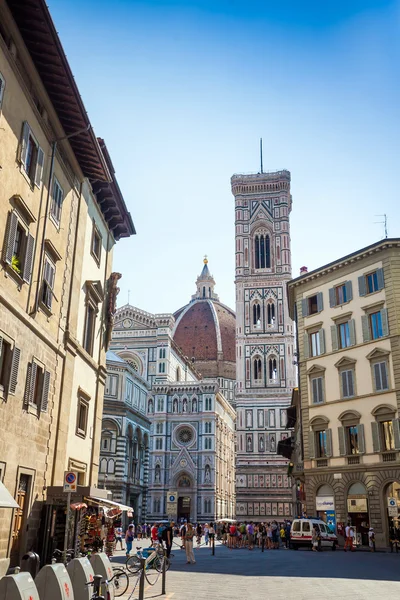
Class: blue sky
49,0,400,314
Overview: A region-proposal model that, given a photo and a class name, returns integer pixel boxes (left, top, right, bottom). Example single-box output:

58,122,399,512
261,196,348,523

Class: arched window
254,233,271,269
176,367,181,382
107,459,115,474
253,357,262,381
253,303,261,325
100,458,107,473
269,357,277,380
267,303,275,325
203,286,206,298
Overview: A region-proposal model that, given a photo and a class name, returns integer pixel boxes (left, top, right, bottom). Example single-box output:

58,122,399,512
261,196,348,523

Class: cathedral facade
231,170,296,520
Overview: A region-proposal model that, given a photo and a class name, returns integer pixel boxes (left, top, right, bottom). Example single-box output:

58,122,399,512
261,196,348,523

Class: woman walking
184,523,196,564
312,526,318,552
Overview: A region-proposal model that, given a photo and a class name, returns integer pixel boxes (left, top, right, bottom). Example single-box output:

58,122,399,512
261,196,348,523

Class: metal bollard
212,536,215,556
262,537,265,553
138,557,146,600
162,549,166,595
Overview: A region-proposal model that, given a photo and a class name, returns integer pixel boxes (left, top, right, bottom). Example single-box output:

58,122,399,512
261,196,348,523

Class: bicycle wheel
154,555,170,572
144,564,160,586
111,568,129,597
126,555,141,574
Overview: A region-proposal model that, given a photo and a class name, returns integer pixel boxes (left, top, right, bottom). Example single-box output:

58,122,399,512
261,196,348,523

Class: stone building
0,0,134,566
231,170,296,521
288,239,400,547
98,352,151,524
108,262,236,522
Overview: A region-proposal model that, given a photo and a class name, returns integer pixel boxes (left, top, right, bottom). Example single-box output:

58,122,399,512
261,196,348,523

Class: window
159,348,166,359
0,336,20,400
381,421,395,451
0,72,5,108
254,233,271,269
310,330,322,357
362,308,388,342
205,422,212,433
253,357,262,381
374,361,389,391
338,322,351,349
341,369,355,398
76,396,89,437
253,303,261,326
156,423,163,434
358,268,384,296
41,256,55,311
23,361,50,412
83,281,103,356
91,222,102,264
302,521,310,532
371,406,400,453
267,303,275,325
329,281,353,307
50,177,63,225
268,357,277,381
370,311,382,340
205,397,212,411
311,376,324,404
302,292,323,317
125,379,133,404
347,426,359,454
20,122,44,187
155,438,163,450
105,374,118,396
83,305,96,354
157,398,164,412
317,430,327,457
3,212,35,283
205,437,212,449
293,521,301,532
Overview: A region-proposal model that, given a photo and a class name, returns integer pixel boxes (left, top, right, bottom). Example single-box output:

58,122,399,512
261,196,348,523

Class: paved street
110,539,400,600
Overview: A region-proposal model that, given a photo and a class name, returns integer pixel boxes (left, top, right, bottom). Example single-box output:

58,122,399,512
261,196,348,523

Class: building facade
98,352,151,524
288,239,400,547
0,0,134,566
231,170,296,520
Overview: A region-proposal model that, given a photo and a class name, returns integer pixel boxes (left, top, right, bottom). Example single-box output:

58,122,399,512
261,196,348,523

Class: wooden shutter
311,378,318,403
317,292,323,312
326,429,333,457
361,315,370,342
40,371,50,412
349,319,356,346
308,431,315,459
330,325,338,351
381,308,389,337
392,419,400,450
348,370,354,397
23,362,37,406
329,287,336,308
20,121,30,166
301,298,308,318
319,329,325,355
22,233,35,284
376,267,384,291
341,371,349,397
34,147,45,188
9,347,21,395
303,332,310,359
0,336,2,362
358,424,365,454
318,377,324,403
358,275,366,297
345,280,353,301
371,421,381,452
3,211,18,265
338,426,346,456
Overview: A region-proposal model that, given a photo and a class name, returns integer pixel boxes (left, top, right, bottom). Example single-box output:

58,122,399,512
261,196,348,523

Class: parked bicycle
86,568,129,599
126,543,170,584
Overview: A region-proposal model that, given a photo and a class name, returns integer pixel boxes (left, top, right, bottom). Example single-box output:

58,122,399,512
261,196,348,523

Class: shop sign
63,471,77,493
388,506,398,517
347,497,367,512
316,496,335,511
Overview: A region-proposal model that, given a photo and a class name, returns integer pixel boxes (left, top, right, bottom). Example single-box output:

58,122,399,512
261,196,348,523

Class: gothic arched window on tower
268,357,278,381
254,233,271,269
253,356,262,381
252,302,261,326
267,302,275,326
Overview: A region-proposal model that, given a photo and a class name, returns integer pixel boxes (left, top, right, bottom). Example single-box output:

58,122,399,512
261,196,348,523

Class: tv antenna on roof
375,214,388,239
260,138,263,174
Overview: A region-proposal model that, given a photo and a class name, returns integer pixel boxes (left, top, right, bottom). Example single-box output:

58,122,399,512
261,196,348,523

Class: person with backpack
158,523,165,544
163,521,174,557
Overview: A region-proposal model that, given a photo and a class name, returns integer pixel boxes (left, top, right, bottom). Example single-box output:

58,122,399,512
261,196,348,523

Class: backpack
162,527,169,541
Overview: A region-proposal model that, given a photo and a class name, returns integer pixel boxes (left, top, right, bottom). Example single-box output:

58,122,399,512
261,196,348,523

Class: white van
290,518,338,550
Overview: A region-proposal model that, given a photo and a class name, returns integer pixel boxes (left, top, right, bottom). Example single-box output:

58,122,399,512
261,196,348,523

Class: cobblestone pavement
110,539,400,600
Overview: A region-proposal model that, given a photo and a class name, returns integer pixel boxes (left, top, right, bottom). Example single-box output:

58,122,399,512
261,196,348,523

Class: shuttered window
20,121,45,188
341,369,355,398
50,177,64,225
3,211,35,284
0,336,21,400
311,376,324,404
358,268,384,296
24,361,50,411
0,71,5,108
41,257,55,310
373,361,389,391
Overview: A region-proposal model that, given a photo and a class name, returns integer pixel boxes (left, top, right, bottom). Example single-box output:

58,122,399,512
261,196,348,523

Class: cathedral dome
173,259,236,381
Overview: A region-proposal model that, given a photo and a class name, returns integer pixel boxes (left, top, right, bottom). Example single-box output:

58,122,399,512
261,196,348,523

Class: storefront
385,482,400,548
346,482,369,546
315,484,336,533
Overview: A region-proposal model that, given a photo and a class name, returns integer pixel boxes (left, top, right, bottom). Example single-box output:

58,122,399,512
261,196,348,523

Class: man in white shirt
344,523,352,551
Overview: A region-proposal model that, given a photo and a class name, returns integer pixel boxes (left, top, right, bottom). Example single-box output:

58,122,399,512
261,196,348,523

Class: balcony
316,459,328,468
382,452,397,463
347,456,360,465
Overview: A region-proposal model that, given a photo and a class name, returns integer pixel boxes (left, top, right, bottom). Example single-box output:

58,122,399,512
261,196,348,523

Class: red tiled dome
173,299,236,379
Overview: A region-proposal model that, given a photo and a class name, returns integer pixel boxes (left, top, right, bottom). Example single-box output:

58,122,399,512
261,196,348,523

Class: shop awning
0,481,19,508
86,496,133,512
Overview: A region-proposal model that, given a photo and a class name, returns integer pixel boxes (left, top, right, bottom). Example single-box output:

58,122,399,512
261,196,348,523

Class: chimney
300,266,308,275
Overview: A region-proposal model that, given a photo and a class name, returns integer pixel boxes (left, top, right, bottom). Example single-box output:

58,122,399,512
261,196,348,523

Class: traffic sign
387,497,396,508
63,471,77,493
388,506,398,517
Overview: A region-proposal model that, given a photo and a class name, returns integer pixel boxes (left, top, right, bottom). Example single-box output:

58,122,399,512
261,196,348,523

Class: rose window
176,427,194,446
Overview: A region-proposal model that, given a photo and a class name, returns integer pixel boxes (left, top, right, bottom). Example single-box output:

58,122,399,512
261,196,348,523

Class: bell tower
231,169,296,520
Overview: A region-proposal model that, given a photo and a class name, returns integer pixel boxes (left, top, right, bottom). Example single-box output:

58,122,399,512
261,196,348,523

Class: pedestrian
164,521,174,558
285,521,291,548
180,522,187,550
204,523,210,545
368,527,375,552
158,523,165,544
280,524,286,548
344,522,352,552
312,526,318,552
151,523,158,545
125,524,134,557
246,522,254,550
115,524,124,550
184,523,196,564
271,520,279,549
228,522,237,549
266,523,273,549
196,522,203,545
349,526,356,551
209,522,216,549
136,523,142,540
221,523,227,545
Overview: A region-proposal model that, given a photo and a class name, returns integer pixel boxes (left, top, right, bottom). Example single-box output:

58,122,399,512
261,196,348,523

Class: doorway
10,474,31,565
384,481,400,545
178,497,191,522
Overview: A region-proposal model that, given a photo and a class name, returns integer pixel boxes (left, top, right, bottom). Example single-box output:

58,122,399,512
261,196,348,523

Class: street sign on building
387,497,396,508
388,506,398,517
63,471,77,493
166,490,177,520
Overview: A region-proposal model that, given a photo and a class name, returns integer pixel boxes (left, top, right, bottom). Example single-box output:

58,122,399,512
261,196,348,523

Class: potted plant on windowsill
11,255,21,275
